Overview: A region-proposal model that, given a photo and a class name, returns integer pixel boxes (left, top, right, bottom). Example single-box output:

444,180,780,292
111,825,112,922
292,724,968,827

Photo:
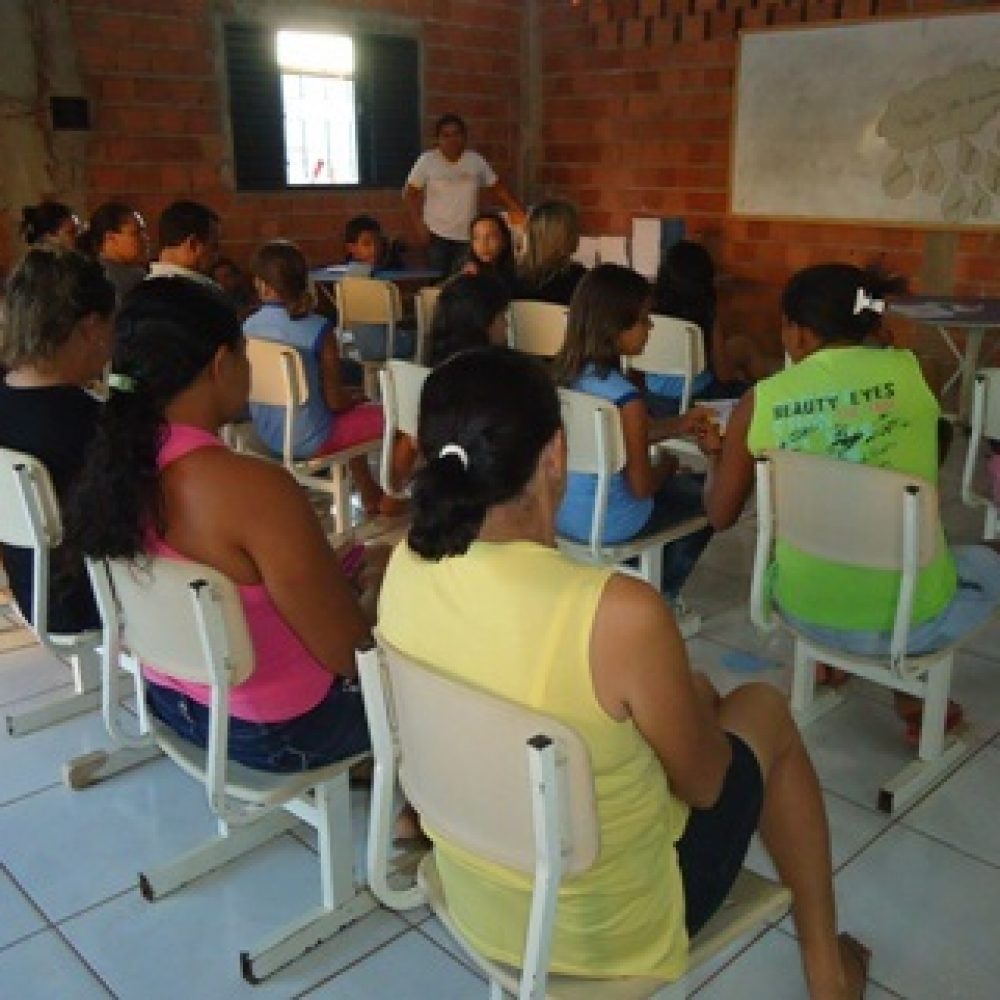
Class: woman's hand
695,419,724,456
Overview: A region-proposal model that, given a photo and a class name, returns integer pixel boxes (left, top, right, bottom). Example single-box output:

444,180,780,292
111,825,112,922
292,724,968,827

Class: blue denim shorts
146,675,371,773
781,545,1000,657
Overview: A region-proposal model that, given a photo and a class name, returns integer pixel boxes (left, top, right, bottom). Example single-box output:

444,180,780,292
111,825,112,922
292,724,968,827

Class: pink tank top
142,423,333,722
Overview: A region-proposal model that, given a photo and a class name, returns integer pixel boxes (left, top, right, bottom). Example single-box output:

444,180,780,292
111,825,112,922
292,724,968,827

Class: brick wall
1,0,523,274
538,0,1000,354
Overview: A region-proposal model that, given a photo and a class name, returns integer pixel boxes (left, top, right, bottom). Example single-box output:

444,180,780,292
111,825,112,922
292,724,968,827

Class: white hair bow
853,288,886,316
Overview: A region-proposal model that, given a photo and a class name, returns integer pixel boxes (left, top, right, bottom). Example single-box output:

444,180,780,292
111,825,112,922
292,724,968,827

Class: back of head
157,199,219,251
250,239,312,318
781,262,908,343
20,201,73,245
653,239,717,333
409,346,561,561
79,201,135,258
428,273,510,366
554,263,650,384
344,214,381,245
1,247,114,368
519,199,580,287
64,278,241,562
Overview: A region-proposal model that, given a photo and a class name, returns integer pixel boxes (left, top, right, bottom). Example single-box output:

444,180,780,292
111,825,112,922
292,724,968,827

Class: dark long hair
552,263,650,384
409,347,561,560
652,239,717,337
64,278,242,561
781,263,908,343
77,201,137,258
428,274,510,366
466,211,516,287
20,201,73,244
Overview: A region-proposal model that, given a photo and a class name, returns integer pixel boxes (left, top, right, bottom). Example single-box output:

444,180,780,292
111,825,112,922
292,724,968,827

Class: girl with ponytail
65,277,375,772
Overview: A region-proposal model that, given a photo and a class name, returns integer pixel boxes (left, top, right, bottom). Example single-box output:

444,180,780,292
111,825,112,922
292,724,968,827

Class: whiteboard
731,13,1000,226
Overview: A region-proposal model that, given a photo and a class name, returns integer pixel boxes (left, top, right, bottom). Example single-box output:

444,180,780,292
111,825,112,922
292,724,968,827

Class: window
224,22,421,192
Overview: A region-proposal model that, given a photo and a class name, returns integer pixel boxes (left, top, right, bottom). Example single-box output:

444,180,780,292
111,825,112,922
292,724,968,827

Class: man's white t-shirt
405,149,498,242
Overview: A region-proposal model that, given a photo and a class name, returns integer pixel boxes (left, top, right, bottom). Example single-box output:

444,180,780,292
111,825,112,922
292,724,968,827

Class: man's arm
402,184,431,246
484,180,525,226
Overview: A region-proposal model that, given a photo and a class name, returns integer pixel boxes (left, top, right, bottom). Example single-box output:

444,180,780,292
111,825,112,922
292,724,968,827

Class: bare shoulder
181,447,310,515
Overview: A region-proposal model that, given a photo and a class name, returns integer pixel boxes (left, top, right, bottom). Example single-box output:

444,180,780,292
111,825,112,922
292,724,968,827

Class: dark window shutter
223,22,286,191
356,35,421,188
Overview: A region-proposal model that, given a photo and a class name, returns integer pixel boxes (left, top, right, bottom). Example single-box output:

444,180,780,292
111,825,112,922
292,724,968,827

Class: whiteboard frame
729,11,1000,230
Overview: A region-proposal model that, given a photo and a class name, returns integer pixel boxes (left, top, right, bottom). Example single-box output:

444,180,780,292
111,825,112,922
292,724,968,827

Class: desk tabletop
889,295,1000,328
310,265,442,283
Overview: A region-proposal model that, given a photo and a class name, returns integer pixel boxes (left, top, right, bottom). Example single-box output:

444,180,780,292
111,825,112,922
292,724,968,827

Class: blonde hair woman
514,199,586,305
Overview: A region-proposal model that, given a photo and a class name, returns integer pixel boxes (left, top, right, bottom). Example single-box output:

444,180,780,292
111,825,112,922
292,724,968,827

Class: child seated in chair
0,247,114,634
697,262,1000,745
245,239,401,517
342,215,415,362
64,278,379,772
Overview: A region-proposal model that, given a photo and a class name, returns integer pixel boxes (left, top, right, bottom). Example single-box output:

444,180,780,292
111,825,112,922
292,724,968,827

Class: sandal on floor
815,663,851,689
838,933,870,1000
900,699,964,748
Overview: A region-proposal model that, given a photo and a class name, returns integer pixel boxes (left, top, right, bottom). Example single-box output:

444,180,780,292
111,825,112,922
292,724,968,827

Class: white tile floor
1,444,998,999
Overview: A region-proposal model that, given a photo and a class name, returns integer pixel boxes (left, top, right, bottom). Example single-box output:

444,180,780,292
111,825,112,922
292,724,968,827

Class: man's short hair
435,113,467,137
344,214,382,245
158,200,220,249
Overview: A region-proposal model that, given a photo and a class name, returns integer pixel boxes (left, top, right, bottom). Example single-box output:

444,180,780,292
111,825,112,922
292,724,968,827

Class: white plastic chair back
245,337,308,468
373,636,599,876
88,556,254,687
0,447,63,635
414,285,442,365
378,360,430,495
961,368,1000,538
508,300,568,358
626,314,706,413
336,275,403,326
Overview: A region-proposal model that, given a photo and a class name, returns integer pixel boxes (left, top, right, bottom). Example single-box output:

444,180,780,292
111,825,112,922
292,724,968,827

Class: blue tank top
244,303,333,459
557,365,654,544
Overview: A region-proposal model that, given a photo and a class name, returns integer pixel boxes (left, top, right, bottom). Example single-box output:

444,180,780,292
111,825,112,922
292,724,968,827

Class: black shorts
676,732,765,937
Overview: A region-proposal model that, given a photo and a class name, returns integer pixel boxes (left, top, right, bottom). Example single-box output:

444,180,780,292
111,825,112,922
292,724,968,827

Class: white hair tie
438,443,469,470
853,289,885,316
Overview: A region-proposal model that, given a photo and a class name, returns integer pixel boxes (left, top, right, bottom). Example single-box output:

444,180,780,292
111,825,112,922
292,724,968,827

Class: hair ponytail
63,278,241,562
407,347,561,561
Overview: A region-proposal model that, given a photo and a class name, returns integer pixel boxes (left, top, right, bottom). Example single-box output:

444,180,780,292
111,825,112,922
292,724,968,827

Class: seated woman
647,240,781,416
513,199,586,305
698,263,1000,742
64,278,374,772
553,264,712,632
378,346,868,999
78,201,148,303
428,273,510,366
0,247,114,634
461,211,517,294
244,239,403,518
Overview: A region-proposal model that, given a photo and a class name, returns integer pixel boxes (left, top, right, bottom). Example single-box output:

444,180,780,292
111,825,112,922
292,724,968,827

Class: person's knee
718,681,797,773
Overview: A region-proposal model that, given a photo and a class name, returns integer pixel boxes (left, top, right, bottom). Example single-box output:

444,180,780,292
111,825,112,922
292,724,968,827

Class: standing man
403,113,525,277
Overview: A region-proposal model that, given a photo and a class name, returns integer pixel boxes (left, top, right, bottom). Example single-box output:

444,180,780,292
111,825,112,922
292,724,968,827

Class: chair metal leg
331,465,350,537
239,773,376,983
639,547,663,589
139,810,297,901
789,641,843,727
62,744,162,790
5,688,102,737
488,980,504,1000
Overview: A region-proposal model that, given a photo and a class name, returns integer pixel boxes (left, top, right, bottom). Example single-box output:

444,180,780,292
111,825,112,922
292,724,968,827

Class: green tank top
748,346,956,630
378,539,690,980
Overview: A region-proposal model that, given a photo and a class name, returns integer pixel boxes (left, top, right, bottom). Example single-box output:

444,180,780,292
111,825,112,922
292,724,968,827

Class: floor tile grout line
894,819,1000,873
413,920,488,983
687,922,778,995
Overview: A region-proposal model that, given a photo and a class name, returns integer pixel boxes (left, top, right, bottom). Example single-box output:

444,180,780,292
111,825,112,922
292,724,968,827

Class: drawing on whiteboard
877,62,1000,223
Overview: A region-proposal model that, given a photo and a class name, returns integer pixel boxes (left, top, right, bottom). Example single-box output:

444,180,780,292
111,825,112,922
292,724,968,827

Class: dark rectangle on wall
50,96,90,130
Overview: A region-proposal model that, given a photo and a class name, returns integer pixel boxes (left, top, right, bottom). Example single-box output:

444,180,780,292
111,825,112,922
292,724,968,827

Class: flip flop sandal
902,699,964,748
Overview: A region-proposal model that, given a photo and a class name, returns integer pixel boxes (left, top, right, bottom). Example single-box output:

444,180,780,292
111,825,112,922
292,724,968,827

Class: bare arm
697,390,756,530
590,574,731,807
403,184,431,245
484,181,525,226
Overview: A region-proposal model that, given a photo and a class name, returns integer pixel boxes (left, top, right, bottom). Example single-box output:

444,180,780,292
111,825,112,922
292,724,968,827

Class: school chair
751,449,972,814
335,275,405,397
960,368,1000,539
508,300,568,358
414,284,443,365
556,387,710,595
0,446,103,736
377,360,430,499
358,637,792,1000
244,337,381,537
86,553,375,984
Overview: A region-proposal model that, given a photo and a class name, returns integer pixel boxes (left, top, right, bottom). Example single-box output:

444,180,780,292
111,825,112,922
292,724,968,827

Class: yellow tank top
378,539,690,980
